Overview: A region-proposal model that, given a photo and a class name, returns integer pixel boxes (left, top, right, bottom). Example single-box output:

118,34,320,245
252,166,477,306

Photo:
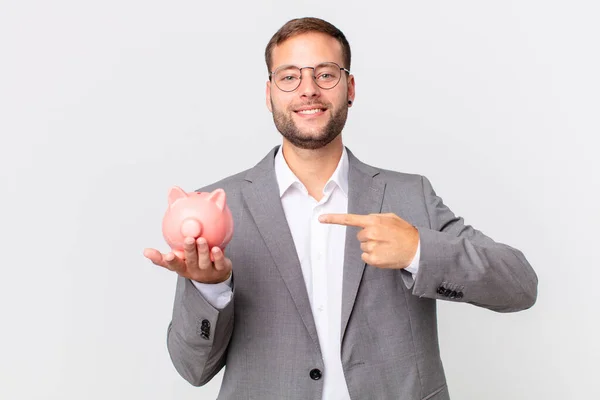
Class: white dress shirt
193,145,421,400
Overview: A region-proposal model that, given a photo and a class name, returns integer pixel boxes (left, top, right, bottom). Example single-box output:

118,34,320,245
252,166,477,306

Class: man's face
266,32,355,150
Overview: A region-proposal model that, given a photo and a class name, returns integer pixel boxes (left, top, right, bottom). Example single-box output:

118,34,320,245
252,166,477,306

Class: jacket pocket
421,383,447,400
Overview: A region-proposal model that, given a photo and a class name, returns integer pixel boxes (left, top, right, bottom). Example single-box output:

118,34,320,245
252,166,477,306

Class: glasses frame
269,61,351,92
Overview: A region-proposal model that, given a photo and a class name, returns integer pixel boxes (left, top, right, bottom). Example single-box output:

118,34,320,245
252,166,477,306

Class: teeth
297,108,323,114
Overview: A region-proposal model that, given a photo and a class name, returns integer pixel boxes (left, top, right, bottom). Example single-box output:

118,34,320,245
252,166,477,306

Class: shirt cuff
191,273,233,310
403,239,420,278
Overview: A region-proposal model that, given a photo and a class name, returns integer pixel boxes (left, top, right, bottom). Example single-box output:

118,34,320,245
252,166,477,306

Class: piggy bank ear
207,188,226,211
168,186,188,206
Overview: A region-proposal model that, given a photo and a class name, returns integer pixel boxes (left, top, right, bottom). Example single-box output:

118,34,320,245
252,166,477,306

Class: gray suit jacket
166,145,538,400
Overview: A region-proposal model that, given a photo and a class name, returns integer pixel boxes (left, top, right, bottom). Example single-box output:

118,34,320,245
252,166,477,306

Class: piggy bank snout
180,218,203,238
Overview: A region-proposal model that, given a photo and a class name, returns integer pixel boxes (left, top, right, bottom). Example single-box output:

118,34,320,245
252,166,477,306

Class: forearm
167,275,235,386
413,227,538,312
415,175,538,312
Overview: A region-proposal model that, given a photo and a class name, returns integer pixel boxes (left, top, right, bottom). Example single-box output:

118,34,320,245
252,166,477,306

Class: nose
297,68,321,99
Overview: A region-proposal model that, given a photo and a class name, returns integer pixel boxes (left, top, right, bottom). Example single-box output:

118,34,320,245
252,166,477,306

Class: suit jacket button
201,319,210,329
309,368,322,380
436,286,446,295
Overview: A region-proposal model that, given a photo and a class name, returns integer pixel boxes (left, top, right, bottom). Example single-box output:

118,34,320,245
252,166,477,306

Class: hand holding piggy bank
143,186,234,284
162,186,234,260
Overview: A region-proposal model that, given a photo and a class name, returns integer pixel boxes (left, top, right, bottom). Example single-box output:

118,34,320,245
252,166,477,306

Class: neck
281,136,344,201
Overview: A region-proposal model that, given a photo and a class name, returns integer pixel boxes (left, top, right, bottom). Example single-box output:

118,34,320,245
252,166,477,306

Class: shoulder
194,169,250,196
373,167,431,202
193,145,278,196
375,166,424,186
348,148,427,194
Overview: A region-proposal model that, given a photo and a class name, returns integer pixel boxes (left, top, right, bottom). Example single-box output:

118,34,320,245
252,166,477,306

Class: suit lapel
340,149,385,342
241,146,322,355
241,145,385,351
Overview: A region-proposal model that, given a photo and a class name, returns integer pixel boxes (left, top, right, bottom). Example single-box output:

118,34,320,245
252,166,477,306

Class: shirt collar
274,145,349,198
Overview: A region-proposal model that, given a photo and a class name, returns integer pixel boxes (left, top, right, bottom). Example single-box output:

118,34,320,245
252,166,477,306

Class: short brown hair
265,17,351,73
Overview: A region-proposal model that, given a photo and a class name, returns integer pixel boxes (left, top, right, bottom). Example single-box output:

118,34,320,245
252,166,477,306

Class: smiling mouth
294,107,326,115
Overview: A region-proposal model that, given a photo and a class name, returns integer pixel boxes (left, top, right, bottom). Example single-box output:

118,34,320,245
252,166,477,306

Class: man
144,17,538,400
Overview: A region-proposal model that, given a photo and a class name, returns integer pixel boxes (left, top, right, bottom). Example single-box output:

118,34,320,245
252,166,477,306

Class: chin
272,105,345,149
287,130,340,150
298,127,326,137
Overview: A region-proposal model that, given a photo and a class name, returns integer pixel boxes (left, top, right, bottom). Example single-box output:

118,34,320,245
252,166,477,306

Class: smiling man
144,17,538,400
267,31,353,153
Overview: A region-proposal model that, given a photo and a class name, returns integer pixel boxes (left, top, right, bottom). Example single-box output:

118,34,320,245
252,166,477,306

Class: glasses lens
314,63,342,89
274,66,302,92
272,63,344,91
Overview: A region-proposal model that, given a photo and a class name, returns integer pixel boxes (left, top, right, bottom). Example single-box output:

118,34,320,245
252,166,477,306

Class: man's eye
282,76,297,81
317,73,335,80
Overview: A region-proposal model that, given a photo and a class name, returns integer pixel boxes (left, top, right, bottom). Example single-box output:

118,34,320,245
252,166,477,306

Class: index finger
318,213,371,227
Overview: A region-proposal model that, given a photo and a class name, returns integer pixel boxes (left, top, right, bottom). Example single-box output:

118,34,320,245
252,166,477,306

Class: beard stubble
270,98,349,150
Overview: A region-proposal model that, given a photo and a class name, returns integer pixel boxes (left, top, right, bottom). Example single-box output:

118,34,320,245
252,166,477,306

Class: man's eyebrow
273,64,297,71
272,62,339,72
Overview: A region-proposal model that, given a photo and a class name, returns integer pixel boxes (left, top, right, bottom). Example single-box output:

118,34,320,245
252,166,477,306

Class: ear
168,186,187,206
266,80,273,113
347,74,356,106
207,188,227,211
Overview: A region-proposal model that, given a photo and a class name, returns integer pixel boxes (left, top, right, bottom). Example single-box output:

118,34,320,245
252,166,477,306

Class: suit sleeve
192,275,233,309
409,175,538,313
166,273,235,386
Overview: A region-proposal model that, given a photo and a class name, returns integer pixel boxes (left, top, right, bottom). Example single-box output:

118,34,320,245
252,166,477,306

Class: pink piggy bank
162,186,234,260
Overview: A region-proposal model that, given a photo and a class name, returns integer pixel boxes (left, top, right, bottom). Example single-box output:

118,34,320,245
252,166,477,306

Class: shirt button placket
313,204,328,336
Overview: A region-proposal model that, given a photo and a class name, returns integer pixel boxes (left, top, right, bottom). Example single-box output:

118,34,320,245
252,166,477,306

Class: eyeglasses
269,62,350,92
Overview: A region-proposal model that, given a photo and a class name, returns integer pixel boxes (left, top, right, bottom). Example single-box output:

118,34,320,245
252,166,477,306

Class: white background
1,1,598,399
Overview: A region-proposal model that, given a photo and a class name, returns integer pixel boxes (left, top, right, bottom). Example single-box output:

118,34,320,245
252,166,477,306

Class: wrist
193,270,232,285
